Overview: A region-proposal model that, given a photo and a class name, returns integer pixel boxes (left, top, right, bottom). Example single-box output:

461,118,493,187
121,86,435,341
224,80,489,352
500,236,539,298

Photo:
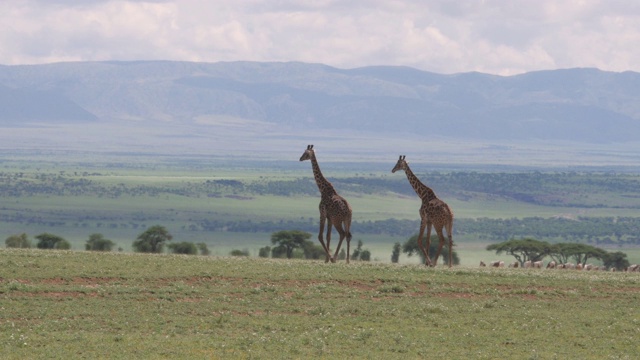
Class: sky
1,0,640,75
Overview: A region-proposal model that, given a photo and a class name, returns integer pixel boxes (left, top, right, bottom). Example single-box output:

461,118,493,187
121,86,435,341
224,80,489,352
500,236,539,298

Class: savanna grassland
2,156,640,265
1,156,640,359
0,249,638,359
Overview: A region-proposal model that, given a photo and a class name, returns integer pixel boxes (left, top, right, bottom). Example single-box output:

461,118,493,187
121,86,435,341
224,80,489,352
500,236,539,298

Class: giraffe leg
317,216,331,263
341,216,352,264
332,234,345,263
448,233,453,268
326,220,335,263
424,222,434,266
417,219,432,266
345,214,352,264
433,227,446,267
447,221,454,268
332,221,347,263
346,233,351,264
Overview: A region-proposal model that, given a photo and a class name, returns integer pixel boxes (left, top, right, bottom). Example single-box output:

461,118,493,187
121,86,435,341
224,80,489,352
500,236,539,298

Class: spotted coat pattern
392,155,454,267
300,145,353,263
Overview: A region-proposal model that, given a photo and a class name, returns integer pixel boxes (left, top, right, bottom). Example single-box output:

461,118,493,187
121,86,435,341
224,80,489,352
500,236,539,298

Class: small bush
258,246,271,258
55,240,71,250
168,242,198,255
230,249,250,257
196,242,210,256
5,233,31,249
85,233,115,251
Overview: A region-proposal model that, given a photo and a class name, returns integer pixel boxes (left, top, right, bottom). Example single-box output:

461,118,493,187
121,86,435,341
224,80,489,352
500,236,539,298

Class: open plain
0,249,638,359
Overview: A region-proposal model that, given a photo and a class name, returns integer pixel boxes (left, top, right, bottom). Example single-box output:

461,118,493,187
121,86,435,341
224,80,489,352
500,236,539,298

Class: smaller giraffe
392,155,454,267
300,145,353,263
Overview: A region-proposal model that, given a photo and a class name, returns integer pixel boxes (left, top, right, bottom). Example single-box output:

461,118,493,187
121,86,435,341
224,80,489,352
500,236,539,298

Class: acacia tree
403,234,460,265
270,230,311,259
132,225,173,253
486,238,551,266
35,233,71,250
549,243,608,265
572,244,607,265
548,243,579,264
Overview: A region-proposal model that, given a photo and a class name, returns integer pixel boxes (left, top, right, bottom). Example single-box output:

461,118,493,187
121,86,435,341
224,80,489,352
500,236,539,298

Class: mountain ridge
1,61,640,143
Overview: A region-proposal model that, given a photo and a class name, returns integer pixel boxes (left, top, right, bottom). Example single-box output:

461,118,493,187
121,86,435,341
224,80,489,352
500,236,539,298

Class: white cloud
1,0,640,75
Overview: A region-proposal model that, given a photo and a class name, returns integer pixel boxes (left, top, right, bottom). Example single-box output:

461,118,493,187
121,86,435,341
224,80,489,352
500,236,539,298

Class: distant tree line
5,227,632,270
3,170,640,209
195,217,640,245
12,216,632,246
5,232,72,250
4,225,210,256
7,214,640,247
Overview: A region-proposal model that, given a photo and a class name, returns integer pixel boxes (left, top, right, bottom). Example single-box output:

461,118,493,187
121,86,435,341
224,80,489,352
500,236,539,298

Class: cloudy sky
1,0,639,75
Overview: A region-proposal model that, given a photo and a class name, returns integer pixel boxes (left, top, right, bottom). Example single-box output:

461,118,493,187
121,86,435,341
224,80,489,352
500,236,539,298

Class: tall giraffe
300,145,353,263
392,155,454,267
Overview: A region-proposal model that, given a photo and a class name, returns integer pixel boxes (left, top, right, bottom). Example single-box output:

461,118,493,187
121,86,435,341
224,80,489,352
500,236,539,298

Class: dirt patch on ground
4,275,638,303
9,290,100,299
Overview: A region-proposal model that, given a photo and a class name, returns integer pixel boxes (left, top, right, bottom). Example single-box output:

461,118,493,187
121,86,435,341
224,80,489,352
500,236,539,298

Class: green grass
0,249,638,359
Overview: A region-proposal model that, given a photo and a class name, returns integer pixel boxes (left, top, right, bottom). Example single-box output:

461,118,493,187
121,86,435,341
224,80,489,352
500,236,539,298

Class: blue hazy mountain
1,61,639,143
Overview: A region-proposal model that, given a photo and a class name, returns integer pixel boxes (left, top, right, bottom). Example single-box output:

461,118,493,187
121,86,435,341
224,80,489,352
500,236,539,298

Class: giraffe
392,155,454,267
300,145,353,263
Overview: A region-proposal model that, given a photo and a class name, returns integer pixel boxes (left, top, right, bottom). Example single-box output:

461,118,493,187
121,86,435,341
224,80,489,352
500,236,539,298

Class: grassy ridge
0,249,638,359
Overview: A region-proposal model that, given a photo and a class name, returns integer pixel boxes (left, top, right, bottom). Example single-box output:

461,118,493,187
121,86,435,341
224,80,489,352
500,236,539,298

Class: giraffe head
299,144,315,161
391,155,408,173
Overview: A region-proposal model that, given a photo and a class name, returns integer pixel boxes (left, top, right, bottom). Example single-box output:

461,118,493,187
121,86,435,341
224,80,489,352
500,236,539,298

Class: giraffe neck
310,153,337,195
404,165,437,201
